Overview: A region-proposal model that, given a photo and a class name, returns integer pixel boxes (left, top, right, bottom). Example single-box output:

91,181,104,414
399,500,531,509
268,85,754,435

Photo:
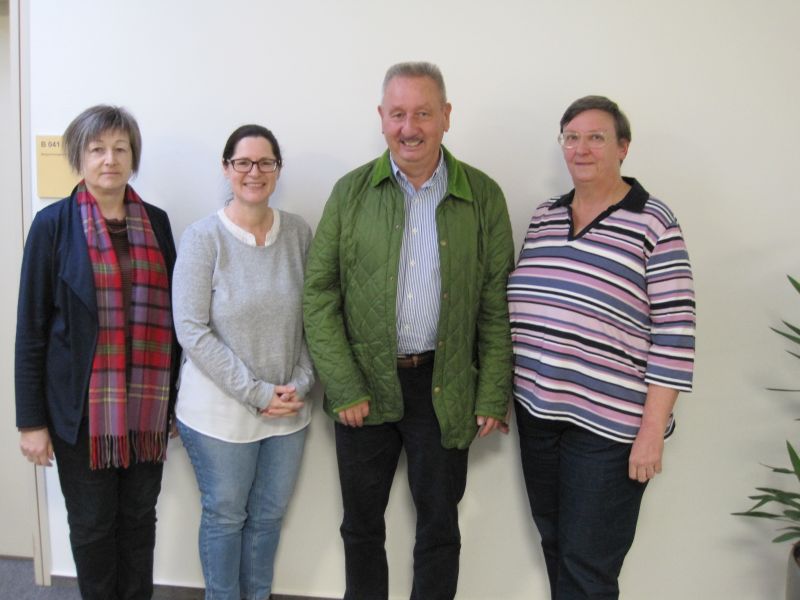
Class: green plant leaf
747,494,776,502
788,275,800,295
773,531,800,543
760,462,795,471
752,488,800,508
781,321,800,337
738,497,776,512
769,467,797,474
732,510,782,519
772,328,800,346
755,486,800,496
755,486,800,498
788,442,800,485
733,275,800,545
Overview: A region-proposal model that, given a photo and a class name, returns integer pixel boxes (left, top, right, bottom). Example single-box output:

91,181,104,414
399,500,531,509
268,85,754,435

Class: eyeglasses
557,131,609,149
227,158,280,173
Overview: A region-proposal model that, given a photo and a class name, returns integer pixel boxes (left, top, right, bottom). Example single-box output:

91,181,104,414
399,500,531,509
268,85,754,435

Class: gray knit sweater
173,210,314,416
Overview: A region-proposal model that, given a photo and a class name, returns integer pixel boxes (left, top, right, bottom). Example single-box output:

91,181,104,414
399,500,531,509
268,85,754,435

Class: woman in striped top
507,96,695,599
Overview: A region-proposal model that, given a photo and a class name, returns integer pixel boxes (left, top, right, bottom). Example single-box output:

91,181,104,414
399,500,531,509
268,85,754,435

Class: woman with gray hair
15,105,180,599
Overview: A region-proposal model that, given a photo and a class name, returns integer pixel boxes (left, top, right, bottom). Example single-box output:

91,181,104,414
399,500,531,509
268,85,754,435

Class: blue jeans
177,421,307,600
515,404,647,600
51,419,163,600
335,361,469,600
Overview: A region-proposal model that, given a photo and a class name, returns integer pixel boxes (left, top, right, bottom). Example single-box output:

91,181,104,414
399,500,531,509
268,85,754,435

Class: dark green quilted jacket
303,147,514,449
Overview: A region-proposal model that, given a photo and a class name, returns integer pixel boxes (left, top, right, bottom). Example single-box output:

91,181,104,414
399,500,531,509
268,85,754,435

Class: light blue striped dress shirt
391,153,449,354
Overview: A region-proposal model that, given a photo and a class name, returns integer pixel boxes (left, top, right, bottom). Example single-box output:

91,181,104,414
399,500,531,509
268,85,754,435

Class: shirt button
412,227,418,235
410,260,416,267
440,239,447,247
407,293,413,300
442,291,448,299
438,340,444,348
433,386,442,394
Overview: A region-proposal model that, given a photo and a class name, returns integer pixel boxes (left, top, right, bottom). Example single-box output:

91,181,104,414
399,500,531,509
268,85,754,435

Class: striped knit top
507,178,695,442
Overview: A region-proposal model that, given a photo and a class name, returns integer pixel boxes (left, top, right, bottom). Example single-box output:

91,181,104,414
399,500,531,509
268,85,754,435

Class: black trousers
516,404,647,600
51,420,164,600
335,361,469,600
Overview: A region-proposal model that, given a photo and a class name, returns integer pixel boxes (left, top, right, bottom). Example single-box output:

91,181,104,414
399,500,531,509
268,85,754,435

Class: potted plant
733,275,800,599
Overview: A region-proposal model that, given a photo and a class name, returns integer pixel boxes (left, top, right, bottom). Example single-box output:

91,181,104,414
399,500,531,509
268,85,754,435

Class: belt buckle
397,352,425,368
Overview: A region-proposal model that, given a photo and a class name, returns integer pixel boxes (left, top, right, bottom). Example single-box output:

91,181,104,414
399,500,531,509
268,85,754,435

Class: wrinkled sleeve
303,182,371,412
289,340,315,400
644,221,695,391
15,212,55,428
289,223,315,399
172,224,274,411
474,185,515,419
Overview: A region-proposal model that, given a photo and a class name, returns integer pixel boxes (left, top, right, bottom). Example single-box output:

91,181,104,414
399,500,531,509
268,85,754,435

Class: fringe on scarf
90,431,168,470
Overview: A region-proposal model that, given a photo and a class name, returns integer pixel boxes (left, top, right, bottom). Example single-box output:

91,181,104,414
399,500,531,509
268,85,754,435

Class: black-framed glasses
227,158,280,173
557,131,609,149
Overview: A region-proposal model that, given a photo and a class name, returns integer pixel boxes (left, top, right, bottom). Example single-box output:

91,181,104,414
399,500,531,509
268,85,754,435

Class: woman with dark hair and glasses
508,96,695,599
16,104,179,600
173,124,314,599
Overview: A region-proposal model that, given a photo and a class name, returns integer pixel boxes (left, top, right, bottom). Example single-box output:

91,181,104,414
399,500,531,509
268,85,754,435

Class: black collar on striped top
550,176,649,213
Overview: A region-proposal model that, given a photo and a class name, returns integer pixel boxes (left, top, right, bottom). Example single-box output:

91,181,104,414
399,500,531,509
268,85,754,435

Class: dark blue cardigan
14,188,180,445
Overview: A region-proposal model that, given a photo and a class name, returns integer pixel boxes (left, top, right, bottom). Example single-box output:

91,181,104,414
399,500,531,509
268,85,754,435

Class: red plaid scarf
77,182,173,469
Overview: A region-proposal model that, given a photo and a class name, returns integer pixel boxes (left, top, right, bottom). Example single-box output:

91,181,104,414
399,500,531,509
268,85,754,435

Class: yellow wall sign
36,135,80,199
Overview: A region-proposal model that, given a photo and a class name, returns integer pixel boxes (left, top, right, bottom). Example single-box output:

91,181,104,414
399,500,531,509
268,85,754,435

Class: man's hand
20,428,54,467
338,401,370,427
476,415,509,438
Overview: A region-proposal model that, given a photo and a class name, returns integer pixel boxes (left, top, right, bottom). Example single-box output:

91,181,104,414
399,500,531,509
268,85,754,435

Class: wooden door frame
10,0,51,585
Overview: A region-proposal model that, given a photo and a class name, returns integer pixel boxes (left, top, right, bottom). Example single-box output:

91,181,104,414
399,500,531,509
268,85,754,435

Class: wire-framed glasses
557,131,609,149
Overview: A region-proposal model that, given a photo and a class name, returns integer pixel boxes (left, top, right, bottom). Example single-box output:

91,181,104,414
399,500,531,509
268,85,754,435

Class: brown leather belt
396,351,435,368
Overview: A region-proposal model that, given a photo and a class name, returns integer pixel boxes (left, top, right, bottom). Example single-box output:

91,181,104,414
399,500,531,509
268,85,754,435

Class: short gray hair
560,95,632,143
382,61,447,104
63,105,143,174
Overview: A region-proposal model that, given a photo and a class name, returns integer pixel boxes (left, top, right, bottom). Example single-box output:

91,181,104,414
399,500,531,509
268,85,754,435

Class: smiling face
561,109,629,186
378,75,451,185
223,136,280,206
81,129,133,201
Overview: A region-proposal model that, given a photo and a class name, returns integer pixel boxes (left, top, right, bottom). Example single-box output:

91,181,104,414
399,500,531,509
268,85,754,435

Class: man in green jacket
303,61,514,600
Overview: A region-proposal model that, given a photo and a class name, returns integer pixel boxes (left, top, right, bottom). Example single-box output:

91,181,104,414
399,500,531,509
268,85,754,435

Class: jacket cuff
332,395,371,413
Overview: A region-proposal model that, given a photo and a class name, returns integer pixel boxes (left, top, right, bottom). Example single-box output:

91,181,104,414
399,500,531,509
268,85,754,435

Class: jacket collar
370,145,474,202
59,187,97,315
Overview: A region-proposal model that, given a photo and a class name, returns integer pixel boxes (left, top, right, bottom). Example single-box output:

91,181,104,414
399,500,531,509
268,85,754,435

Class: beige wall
15,1,800,597
0,9,35,558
